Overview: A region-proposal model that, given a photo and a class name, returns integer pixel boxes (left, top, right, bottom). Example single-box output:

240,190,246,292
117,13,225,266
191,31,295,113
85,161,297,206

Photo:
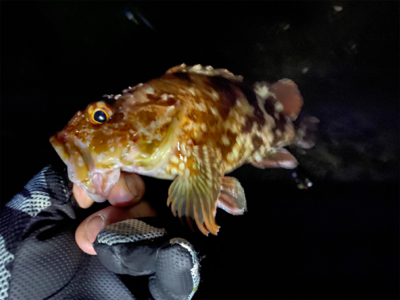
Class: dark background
1,1,399,299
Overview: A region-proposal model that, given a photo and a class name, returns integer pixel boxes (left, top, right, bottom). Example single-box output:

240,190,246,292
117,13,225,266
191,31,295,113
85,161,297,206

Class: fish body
50,64,310,235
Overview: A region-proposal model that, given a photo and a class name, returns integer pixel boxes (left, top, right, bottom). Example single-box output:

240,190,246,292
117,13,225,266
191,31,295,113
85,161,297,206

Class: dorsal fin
165,63,244,82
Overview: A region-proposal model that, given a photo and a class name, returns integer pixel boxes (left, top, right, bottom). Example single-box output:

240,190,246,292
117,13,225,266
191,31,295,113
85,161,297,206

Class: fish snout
49,133,71,164
55,130,70,144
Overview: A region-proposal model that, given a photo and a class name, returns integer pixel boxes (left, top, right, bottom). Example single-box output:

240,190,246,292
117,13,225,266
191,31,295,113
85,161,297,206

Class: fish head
50,87,177,202
50,100,141,201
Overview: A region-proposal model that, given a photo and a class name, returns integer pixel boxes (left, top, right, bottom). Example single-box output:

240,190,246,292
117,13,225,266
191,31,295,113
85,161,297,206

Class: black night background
1,1,399,299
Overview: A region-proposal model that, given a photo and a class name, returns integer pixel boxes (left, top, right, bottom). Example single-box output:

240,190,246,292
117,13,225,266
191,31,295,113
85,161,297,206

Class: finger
108,172,145,207
73,183,94,209
75,201,156,255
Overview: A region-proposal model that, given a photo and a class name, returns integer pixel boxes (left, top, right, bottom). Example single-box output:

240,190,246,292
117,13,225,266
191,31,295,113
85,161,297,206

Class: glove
0,165,200,300
94,219,200,300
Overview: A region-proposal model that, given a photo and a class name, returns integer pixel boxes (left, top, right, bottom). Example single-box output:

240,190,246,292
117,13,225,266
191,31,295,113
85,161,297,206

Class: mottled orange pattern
50,64,306,235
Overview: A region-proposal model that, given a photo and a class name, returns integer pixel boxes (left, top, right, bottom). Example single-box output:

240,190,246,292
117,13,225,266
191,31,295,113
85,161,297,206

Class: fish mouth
85,169,121,202
50,134,121,202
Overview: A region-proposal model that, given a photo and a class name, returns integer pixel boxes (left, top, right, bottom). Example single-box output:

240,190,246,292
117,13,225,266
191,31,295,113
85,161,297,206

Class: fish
50,64,316,235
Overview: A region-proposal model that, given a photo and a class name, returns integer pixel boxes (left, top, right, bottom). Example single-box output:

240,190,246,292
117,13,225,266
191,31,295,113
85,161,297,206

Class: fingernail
125,174,143,201
86,215,105,244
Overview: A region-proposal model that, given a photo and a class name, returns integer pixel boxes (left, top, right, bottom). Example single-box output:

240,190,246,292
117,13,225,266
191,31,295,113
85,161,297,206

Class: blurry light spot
333,5,343,12
302,67,310,74
123,9,138,24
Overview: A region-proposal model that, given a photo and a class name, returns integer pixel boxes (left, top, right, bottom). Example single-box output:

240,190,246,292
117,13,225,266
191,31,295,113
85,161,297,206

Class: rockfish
50,64,315,235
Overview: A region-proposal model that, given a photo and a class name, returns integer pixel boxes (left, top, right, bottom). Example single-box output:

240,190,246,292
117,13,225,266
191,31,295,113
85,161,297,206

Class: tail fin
293,116,319,149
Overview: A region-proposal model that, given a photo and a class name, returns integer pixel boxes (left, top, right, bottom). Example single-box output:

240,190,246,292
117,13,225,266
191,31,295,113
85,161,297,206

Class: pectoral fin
252,148,298,169
270,79,303,120
217,177,247,215
167,145,223,236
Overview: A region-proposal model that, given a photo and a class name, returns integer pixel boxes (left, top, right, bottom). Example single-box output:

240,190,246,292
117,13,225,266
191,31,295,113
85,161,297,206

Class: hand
74,172,156,255
2,166,200,299
74,172,201,299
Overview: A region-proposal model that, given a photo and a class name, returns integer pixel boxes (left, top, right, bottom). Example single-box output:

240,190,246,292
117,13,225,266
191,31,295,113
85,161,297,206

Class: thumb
75,201,156,255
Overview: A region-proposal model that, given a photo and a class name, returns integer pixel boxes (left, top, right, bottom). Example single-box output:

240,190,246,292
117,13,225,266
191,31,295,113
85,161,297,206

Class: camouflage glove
0,166,200,300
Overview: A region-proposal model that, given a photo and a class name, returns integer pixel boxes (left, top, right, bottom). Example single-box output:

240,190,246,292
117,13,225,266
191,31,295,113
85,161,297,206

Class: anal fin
252,148,298,169
217,177,247,215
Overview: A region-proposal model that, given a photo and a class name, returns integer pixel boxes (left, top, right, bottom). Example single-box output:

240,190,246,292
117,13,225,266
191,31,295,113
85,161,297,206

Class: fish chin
70,167,121,203
68,167,121,203
60,160,103,202
90,168,121,201
85,190,108,203
51,133,124,202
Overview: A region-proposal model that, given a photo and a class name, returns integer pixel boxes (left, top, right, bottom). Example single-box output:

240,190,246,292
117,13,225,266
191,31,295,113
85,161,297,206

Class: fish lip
69,167,122,203
50,133,120,202
50,134,70,164
56,131,69,143
73,180,108,203
85,188,108,203
86,167,122,202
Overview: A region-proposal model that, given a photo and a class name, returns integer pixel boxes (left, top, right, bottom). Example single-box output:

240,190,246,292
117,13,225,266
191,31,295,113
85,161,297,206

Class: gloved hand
0,165,200,300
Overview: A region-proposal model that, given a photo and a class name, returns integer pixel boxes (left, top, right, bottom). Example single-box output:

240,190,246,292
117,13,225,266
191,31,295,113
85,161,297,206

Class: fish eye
89,102,113,125
93,109,108,123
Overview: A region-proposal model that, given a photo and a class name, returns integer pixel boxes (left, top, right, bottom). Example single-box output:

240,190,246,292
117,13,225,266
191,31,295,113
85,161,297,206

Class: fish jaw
49,112,176,201
50,133,124,202
86,168,121,202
